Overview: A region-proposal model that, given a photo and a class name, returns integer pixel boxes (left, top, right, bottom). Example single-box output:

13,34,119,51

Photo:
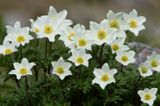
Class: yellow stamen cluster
76,56,84,64
101,74,109,82
56,67,64,74
68,32,76,41
19,68,28,75
144,93,152,100
151,60,158,68
111,44,119,51
44,24,53,34
129,19,138,28
109,20,119,29
141,67,148,74
4,49,13,55
97,29,107,40
121,55,128,62
78,38,87,46
16,35,26,43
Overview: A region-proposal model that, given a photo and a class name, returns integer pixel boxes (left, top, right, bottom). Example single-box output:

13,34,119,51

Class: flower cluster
0,6,158,106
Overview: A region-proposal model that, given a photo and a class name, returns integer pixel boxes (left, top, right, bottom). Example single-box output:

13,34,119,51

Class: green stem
44,38,48,81
45,38,48,59
98,43,105,67
25,76,31,105
8,55,20,88
19,45,23,59
59,78,65,97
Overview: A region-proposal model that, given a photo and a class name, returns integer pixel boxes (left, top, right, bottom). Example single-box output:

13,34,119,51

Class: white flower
72,24,93,50
92,63,117,89
59,26,76,48
107,10,125,30
60,24,93,50
4,21,33,47
123,9,146,36
9,58,35,80
89,19,116,45
68,49,92,67
138,62,153,77
115,50,136,66
110,38,129,53
113,30,127,40
146,52,160,72
51,57,72,80
138,88,158,106
0,41,17,55
30,6,72,42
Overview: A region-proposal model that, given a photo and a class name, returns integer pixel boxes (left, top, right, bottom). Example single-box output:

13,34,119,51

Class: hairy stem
98,43,105,67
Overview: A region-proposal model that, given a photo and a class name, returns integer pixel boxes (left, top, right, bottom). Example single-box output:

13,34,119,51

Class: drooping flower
0,41,17,55
89,19,116,45
51,57,72,80
138,62,153,77
4,21,33,47
92,63,117,89
138,88,158,106
68,49,92,67
123,9,146,36
9,58,35,80
115,50,136,66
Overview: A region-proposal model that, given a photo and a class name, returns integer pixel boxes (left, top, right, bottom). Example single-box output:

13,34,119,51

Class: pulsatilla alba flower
123,9,146,36
51,57,72,80
30,6,72,42
9,58,35,80
4,21,33,47
146,52,160,72
138,88,158,106
107,10,125,30
72,24,93,50
59,26,76,48
60,24,93,50
92,63,117,89
115,50,136,66
0,41,17,55
89,19,116,45
68,49,92,67
110,38,129,54
138,62,153,77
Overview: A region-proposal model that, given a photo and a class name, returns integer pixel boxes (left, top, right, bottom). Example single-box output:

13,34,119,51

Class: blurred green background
0,0,160,101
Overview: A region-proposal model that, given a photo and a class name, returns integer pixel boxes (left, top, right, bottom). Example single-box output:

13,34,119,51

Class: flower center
97,29,107,40
121,55,128,62
129,19,138,28
78,38,87,46
16,35,26,43
19,68,28,75
67,32,76,41
141,67,148,74
151,60,158,68
109,20,119,29
144,93,152,101
44,24,53,34
56,67,64,74
34,28,39,33
111,43,119,51
101,74,109,82
76,56,84,64
4,48,13,55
